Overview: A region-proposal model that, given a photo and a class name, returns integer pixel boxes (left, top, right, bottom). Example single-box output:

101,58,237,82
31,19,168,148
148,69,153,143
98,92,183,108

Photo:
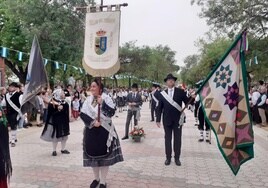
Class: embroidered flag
83,8,121,77
198,30,254,175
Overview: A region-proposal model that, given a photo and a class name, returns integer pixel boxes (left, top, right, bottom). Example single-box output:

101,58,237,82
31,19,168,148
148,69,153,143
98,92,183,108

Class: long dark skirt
83,127,123,167
0,122,12,188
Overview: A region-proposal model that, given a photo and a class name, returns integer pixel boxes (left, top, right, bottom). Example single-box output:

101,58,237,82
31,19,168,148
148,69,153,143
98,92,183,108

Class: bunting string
0,46,85,74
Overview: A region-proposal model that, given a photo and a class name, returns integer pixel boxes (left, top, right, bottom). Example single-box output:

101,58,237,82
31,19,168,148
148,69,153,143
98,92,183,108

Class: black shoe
52,151,57,156
121,136,129,140
15,139,18,143
175,159,181,166
11,143,16,147
61,150,70,154
99,183,107,188
165,159,171,166
36,124,43,127
150,120,154,122
90,180,100,188
23,125,29,128
198,138,204,142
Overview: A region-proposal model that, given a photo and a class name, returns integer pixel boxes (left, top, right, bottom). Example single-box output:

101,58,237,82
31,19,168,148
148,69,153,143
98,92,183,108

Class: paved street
10,101,268,188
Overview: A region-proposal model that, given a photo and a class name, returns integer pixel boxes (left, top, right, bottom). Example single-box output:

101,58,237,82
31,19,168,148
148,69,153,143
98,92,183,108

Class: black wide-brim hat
152,83,158,88
131,83,138,89
9,82,19,88
164,74,177,82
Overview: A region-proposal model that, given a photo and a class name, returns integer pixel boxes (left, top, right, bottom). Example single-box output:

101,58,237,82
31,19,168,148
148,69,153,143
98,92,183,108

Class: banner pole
98,0,104,122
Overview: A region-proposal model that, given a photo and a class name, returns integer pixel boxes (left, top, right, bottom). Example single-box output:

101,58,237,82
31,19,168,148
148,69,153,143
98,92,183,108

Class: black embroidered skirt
83,126,123,167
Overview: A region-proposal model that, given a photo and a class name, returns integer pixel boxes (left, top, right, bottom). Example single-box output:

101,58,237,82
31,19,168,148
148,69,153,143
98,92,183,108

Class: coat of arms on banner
95,29,107,55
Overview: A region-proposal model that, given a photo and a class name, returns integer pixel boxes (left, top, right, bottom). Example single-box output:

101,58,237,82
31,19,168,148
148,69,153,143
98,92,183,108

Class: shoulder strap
152,92,159,106
5,93,20,113
161,90,182,112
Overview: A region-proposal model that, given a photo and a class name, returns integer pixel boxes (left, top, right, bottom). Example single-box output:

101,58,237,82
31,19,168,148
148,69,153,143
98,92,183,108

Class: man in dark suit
122,83,143,140
150,84,161,122
3,82,21,147
156,74,192,166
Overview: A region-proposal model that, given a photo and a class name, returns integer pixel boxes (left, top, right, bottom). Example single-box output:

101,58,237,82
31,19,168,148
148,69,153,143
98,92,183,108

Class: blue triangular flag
1,47,8,58
18,52,23,61
55,61,60,69
254,56,258,64
44,59,48,66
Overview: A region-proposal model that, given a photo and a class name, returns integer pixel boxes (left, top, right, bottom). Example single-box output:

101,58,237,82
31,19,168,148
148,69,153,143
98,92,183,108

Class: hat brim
164,77,177,82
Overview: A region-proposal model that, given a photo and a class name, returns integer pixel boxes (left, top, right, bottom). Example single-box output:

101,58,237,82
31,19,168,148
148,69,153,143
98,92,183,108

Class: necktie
169,89,173,98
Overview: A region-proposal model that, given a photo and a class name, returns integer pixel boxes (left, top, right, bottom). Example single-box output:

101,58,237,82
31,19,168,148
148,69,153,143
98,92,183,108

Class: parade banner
83,9,121,77
198,31,254,175
20,36,48,113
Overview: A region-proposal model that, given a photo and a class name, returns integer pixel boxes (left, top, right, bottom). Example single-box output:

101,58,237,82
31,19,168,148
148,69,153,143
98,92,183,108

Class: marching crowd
1,74,267,188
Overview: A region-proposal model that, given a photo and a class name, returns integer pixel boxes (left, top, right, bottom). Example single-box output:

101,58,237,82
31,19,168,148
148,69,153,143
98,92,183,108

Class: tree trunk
128,77,131,88
113,75,118,88
4,59,26,84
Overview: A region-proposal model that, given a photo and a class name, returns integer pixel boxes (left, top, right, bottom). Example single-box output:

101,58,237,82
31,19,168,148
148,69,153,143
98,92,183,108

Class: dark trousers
151,104,156,121
194,103,199,118
198,108,210,131
124,110,137,137
6,113,18,130
252,105,261,124
43,108,48,123
163,124,182,160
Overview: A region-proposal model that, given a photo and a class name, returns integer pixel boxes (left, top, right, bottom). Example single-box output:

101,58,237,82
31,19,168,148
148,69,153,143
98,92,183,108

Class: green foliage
180,38,231,85
191,0,268,38
245,35,268,81
0,0,94,85
118,41,179,87
189,0,268,84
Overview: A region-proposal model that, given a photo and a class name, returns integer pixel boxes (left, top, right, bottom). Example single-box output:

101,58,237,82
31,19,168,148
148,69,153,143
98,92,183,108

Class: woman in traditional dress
41,89,70,156
116,88,125,113
80,79,123,188
0,106,12,188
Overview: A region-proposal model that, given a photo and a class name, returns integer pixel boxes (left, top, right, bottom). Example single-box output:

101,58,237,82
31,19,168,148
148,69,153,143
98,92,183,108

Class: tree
180,38,231,85
0,0,94,85
191,0,268,38
118,41,179,87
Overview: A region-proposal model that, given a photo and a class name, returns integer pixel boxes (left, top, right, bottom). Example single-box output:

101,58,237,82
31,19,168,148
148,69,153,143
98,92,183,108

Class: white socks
61,140,67,151
52,142,58,152
92,166,109,184
10,130,17,143
206,131,210,141
199,131,204,140
100,166,109,184
92,167,100,181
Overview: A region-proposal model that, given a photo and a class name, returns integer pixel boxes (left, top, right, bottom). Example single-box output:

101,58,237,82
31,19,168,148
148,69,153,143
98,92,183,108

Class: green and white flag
198,30,254,175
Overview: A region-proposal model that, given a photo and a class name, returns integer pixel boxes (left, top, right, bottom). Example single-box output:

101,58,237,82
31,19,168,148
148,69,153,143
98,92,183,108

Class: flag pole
97,0,104,122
